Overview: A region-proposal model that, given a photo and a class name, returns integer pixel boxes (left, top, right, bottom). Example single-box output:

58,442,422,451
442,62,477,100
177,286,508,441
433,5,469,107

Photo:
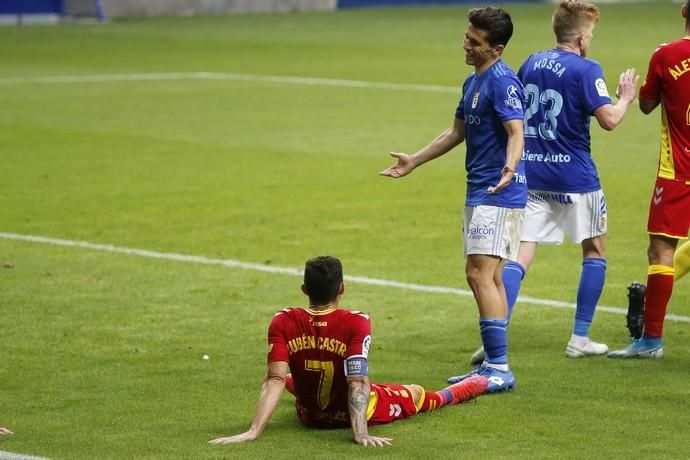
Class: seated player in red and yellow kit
209,256,488,447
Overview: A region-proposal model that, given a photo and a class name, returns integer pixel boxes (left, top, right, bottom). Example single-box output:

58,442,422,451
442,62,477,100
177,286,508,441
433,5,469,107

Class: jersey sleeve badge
595,78,610,97
504,85,522,109
361,335,371,358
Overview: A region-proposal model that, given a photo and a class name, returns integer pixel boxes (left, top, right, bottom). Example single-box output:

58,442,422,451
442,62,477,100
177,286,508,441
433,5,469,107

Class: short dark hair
304,256,343,305
468,6,514,47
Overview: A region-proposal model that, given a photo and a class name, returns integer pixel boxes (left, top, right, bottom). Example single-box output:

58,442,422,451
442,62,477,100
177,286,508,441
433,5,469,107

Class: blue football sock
479,318,509,365
503,261,526,323
573,258,606,337
641,334,663,344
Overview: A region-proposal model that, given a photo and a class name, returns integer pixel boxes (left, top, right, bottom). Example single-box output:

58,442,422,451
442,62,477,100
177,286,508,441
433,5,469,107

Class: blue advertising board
0,0,63,14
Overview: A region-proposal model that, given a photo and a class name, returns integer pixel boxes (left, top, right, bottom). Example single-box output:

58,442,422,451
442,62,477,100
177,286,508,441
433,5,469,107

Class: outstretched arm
379,117,465,178
209,361,288,445
487,118,524,194
347,376,392,447
593,68,639,131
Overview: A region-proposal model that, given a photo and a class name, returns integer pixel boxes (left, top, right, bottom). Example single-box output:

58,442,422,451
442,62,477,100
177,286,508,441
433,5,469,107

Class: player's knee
647,238,676,266
466,268,490,290
582,236,606,259
405,384,424,406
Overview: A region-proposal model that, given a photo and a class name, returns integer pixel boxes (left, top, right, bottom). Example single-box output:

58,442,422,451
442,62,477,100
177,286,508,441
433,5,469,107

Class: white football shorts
522,189,607,244
463,205,524,261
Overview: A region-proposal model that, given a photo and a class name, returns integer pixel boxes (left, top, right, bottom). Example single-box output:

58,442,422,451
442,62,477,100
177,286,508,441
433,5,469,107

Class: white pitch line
0,71,459,94
1,232,688,323
0,450,50,460
0,72,202,85
197,72,459,94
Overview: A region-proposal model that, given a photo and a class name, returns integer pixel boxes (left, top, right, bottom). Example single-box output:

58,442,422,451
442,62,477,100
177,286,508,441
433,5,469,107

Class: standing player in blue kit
381,6,526,392
469,0,638,365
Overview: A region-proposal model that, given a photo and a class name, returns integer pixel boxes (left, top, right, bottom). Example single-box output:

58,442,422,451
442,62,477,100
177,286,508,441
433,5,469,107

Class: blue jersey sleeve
581,61,612,114
455,77,472,120
492,74,525,122
455,94,464,119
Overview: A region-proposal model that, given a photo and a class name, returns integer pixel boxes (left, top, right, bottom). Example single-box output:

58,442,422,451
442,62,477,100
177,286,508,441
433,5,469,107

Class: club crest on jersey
595,78,610,97
471,91,480,109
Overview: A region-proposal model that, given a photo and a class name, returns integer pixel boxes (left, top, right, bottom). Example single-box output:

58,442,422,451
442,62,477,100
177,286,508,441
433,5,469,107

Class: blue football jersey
518,49,612,193
456,59,527,208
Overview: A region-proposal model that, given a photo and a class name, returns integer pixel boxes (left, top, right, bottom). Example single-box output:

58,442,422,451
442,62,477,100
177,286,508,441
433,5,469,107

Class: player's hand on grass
208,431,257,445
354,433,393,447
0,427,14,435
615,68,639,102
487,166,514,194
379,152,415,178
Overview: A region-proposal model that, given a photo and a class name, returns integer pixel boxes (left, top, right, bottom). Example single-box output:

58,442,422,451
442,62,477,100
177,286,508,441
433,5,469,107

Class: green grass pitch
1,3,689,458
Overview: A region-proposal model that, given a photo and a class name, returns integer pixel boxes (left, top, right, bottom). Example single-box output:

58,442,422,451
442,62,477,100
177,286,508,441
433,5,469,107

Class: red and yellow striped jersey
640,38,690,181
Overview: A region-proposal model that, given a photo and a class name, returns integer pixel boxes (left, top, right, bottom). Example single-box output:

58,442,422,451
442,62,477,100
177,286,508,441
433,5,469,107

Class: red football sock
644,266,675,338
418,376,489,412
418,390,446,413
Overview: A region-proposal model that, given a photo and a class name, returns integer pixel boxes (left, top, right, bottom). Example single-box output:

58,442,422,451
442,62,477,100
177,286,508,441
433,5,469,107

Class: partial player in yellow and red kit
609,2,690,358
209,256,488,447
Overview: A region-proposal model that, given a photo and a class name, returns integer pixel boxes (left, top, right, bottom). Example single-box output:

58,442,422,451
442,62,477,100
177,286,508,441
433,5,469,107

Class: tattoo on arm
348,379,370,438
351,387,368,412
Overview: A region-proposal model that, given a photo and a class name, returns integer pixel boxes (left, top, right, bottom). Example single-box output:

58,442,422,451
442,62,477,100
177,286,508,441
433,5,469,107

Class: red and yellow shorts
647,177,690,239
293,383,422,428
366,383,420,425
